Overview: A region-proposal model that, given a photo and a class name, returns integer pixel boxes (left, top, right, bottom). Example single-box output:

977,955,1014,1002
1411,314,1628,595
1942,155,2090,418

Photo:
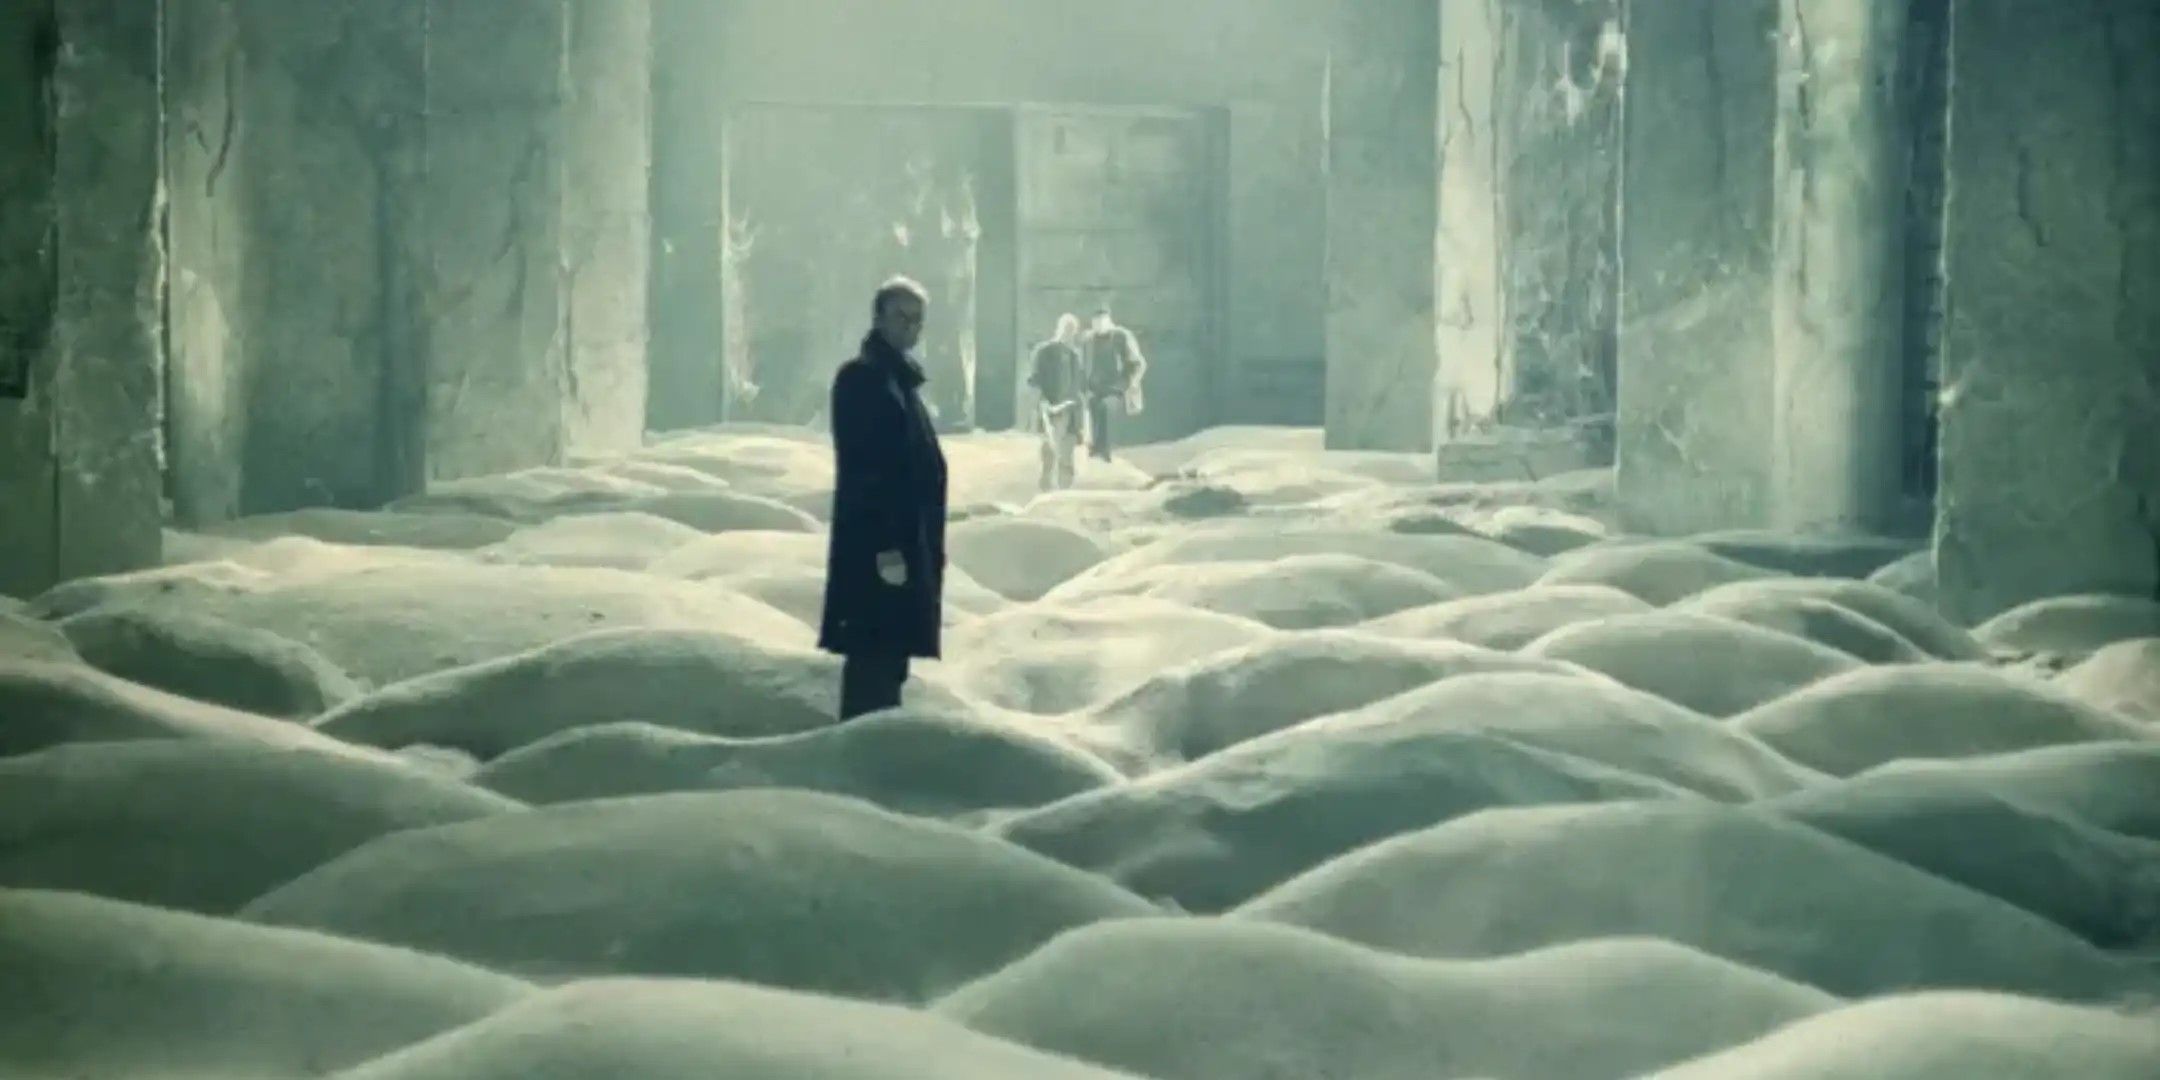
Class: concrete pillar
1933,0,2160,622
1436,0,1624,441
419,0,653,481
0,0,165,597
1768,0,1908,532
44,0,163,587
0,0,61,598
1614,0,1779,534
646,0,727,432
561,0,654,458
1323,0,1439,452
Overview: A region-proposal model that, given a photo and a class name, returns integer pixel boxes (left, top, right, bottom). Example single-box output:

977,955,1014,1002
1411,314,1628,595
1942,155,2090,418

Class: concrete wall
421,0,653,480
0,0,58,598
1322,0,1439,451
163,1,431,518
417,0,575,480
646,0,723,431
159,0,652,503
0,0,165,597
1768,0,1908,533
1934,0,2160,621
563,0,654,457
1614,0,1779,534
1436,0,1623,441
652,0,1333,432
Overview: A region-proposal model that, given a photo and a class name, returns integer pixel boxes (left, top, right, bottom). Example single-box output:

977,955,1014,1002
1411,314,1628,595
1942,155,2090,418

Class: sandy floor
5,423,2159,1079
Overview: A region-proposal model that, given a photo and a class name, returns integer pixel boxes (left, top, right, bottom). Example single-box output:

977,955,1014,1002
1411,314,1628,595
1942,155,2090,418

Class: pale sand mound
1472,504,1610,556
941,598,1277,714
635,431,833,493
314,629,969,759
331,978,1141,1080
1535,540,1782,605
1237,801,2151,1001
1769,773,2160,951
244,791,1159,1001
939,921,1835,1080
1051,555,1466,631
56,561,812,687
1867,549,1940,608
1688,530,1920,579
0,611,75,664
1078,631,1582,767
1649,992,2160,1079
1839,742,2160,845
1,889,530,1080
1358,584,1653,650
26,558,274,620
1294,671,1819,800
585,458,736,493
702,567,997,630
615,490,822,534
473,711,1119,817
477,512,707,571
995,727,1687,912
648,528,826,578
202,507,520,549
1525,611,1860,716
704,565,1006,629
0,658,387,760
1019,481,1249,534
391,467,671,521
1674,587,1932,664
1976,594,2160,659
1058,524,1547,597
2058,639,2160,721
946,517,1112,601
1686,576,1987,661
0,740,518,914
59,607,361,717
1115,424,1323,476
1730,665,2155,777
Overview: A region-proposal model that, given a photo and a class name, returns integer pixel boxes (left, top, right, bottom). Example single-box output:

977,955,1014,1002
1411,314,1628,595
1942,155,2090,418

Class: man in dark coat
818,276,950,720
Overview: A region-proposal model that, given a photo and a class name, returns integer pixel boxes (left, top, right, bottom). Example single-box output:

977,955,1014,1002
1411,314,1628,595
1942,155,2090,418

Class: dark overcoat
817,332,949,659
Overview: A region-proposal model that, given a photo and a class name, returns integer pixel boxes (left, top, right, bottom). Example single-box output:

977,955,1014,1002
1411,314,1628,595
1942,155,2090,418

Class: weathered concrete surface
1435,0,1501,440
419,0,574,482
562,0,654,459
1436,0,1623,441
164,2,430,517
1934,0,2160,623
646,0,727,432
0,0,58,598
46,0,164,584
1615,0,1780,535
161,0,245,525
420,0,653,482
1768,0,1908,532
1324,0,1440,451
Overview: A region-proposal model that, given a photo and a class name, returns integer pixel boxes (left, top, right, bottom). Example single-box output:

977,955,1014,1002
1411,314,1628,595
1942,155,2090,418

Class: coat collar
861,331,927,390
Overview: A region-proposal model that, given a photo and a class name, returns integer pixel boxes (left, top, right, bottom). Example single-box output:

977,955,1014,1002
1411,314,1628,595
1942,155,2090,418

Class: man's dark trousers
1087,394,1114,461
839,651,910,719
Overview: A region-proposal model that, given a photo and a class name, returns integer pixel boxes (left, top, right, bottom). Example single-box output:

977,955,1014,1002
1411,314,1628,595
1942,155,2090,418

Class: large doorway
719,101,1223,438
1014,106,1221,443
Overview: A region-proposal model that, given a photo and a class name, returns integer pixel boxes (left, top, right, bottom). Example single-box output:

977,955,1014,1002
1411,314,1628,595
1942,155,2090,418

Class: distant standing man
1080,305,1147,462
818,277,949,720
1028,313,1086,492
